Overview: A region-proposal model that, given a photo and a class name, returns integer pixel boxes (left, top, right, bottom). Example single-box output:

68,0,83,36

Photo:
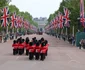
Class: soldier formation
12,37,49,61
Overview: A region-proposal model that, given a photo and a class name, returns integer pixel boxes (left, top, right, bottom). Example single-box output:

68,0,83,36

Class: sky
9,0,62,18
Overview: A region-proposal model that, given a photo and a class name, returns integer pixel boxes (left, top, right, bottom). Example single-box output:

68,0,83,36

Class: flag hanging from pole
80,0,85,27
11,12,16,28
16,16,21,28
63,7,70,27
1,7,9,27
59,13,64,28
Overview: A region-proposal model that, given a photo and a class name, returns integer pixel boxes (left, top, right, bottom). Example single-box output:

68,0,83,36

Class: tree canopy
0,0,38,27
9,5,38,27
0,0,11,8
0,0,38,33
48,0,84,34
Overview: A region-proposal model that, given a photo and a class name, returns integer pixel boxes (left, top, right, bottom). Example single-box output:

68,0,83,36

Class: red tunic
40,46,47,54
46,44,49,50
22,42,26,48
12,43,18,49
25,44,29,50
29,45,35,53
18,43,24,49
35,45,41,53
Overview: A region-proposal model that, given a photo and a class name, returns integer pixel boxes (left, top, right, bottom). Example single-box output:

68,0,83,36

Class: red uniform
40,47,47,54
25,44,29,55
18,43,24,49
35,45,41,60
22,42,26,48
29,45,36,53
46,44,49,50
35,45,41,53
12,43,19,55
29,45,36,60
40,43,49,54
25,44,29,50
12,43,18,49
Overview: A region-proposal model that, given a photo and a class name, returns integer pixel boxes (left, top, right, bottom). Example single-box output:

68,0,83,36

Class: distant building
33,17,48,32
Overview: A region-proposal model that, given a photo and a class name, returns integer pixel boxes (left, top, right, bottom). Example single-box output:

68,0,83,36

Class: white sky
9,0,62,18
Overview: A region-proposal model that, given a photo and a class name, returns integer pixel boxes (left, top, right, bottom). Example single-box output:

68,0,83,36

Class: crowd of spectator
79,39,85,49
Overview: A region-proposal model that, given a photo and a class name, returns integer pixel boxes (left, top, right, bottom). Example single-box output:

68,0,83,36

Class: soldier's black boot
13,49,16,55
22,48,24,54
35,53,39,60
26,50,28,55
19,49,22,55
29,53,32,60
40,53,45,61
46,51,48,56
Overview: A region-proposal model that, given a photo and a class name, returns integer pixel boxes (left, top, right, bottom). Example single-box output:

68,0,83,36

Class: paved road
0,34,85,70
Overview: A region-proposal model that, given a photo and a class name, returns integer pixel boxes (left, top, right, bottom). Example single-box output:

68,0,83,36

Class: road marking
66,54,73,60
16,56,19,60
68,60,80,64
66,54,80,64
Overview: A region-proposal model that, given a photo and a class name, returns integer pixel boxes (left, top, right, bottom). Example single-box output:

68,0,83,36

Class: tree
47,0,84,35
9,5,38,27
0,0,11,8
0,0,38,33
9,5,19,15
0,0,11,33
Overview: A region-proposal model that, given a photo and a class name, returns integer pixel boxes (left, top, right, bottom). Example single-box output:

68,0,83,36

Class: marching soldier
12,40,18,55
35,41,41,60
29,42,35,60
18,39,24,55
25,38,30,55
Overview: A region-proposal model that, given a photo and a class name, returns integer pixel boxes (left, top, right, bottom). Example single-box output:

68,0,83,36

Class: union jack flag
1,7,9,27
16,16,21,28
14,16,18,28
11,12,16,28
19,17,23,28
53,18,56,29
55,16,58,28
80,0,85,27
24,20,29,29
63,7,70,27
56,14,60,28
59,13,64,28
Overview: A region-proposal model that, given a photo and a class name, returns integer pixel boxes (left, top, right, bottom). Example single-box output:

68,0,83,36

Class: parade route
0,34,85,70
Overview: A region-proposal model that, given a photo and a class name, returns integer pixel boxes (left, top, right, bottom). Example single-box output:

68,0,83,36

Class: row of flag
45,7,70,31
45,0,85,31
0,7,37,31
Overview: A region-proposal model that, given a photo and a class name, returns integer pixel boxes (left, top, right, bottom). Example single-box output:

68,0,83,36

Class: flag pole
66,27,67,36
12,27,15,39
6,24,9,41
73,26,74,36
2,28,4,43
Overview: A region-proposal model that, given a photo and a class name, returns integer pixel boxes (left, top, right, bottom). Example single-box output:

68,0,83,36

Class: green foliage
9,5,19,15
48,0,84,35
19,11,38,27
0,0,38,33
9,5,38,27
0,0,11,32
48,14,54,22
0,0,11,8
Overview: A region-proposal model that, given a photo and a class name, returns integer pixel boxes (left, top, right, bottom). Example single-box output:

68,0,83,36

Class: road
0,33,85,70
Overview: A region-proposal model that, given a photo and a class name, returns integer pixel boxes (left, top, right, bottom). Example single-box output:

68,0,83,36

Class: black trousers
19,49,23,55
35,53,40,60
29,52,34,60
13,49,18,55
26,49,29,55
22,48,24,54
40,53,45,61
